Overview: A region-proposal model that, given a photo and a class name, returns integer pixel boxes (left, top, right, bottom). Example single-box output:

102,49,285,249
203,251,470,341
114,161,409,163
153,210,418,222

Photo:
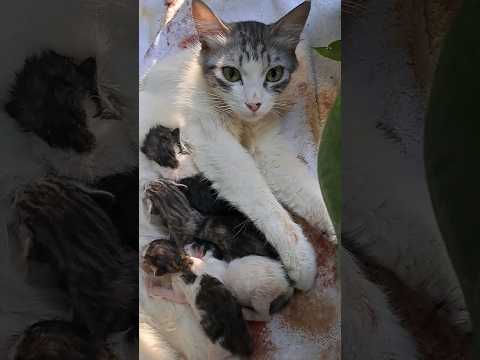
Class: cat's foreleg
184,122,316,291
255,129,337,243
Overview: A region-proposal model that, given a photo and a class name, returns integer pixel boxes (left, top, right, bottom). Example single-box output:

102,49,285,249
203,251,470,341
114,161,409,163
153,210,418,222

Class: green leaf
313,40,341,62
318,96,341,235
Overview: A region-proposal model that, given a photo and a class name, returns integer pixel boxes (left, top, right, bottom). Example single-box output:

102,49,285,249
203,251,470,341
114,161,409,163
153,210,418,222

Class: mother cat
141,0,335,290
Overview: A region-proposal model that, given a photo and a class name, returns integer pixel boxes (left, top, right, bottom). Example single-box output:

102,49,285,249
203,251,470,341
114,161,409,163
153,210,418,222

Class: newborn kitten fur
143,239,254,358
142,238,194,278
1,49,137,255
144,238,292,323
142,126,281,262
140,0,331,292
146,175,279,262
1,48,136,185
186,243,294,321
11,320,117,360
0,20,137,360
8,176,138,340
5,50,100,153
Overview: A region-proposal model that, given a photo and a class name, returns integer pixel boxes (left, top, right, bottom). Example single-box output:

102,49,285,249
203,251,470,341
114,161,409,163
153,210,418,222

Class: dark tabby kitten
12,320,117,360
4,50,103,153
143,125,279,262
8,176,138,340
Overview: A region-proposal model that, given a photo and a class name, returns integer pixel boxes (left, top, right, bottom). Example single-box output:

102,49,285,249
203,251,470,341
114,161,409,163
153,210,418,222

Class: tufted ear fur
191,0,230,50
270,1,311,49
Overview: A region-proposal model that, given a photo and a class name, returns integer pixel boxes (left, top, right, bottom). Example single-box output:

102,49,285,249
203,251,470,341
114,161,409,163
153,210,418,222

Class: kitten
8,176,138,340
186,243,294,321
2,49,136,185
142,239,254,359
0,7,138,360
5,50,99,153
2,48,138,256
142,125,279,261
141,0,333,292
143,239,292,324
144,172,278,262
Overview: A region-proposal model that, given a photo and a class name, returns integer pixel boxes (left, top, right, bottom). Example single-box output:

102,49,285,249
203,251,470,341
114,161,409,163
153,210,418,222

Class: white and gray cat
140,0,336,295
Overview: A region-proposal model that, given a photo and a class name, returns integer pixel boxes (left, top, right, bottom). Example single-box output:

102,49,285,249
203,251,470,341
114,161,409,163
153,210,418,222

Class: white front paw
313,216,337,245
328,231,338,245
281,229,317,291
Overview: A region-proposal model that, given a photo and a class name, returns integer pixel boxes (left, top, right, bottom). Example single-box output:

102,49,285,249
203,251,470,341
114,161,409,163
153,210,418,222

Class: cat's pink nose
246,102,261,112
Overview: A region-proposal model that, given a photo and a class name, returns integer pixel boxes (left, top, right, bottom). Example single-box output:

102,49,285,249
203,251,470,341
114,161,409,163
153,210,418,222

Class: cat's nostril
246,102,261,112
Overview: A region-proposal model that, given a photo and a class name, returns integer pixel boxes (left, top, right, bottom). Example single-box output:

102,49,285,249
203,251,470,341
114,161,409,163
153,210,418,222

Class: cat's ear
191,0,229,50
78,57,96,78
271,1,311,49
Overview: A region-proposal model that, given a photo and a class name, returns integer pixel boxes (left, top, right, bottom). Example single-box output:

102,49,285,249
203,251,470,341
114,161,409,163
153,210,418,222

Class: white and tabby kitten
141,0,336,292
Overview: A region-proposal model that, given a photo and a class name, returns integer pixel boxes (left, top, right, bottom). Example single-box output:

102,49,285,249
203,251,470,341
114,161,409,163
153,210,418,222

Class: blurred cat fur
0,2,138,359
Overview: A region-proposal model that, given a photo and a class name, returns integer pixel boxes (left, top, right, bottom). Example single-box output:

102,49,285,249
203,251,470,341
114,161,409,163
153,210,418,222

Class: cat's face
5,51,99,153
200,22,299,121
193,0,310,123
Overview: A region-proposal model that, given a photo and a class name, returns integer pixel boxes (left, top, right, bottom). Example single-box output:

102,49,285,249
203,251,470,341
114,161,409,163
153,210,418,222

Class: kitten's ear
78,57,97,78
271,1,311,49
191,0,229,49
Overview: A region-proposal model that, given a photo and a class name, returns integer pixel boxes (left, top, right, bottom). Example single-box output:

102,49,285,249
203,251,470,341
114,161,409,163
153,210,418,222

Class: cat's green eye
222,67,242,82
266,66,284,82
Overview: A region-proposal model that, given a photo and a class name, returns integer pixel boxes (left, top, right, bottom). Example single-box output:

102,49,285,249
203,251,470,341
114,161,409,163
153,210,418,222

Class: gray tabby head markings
192,0,311,123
